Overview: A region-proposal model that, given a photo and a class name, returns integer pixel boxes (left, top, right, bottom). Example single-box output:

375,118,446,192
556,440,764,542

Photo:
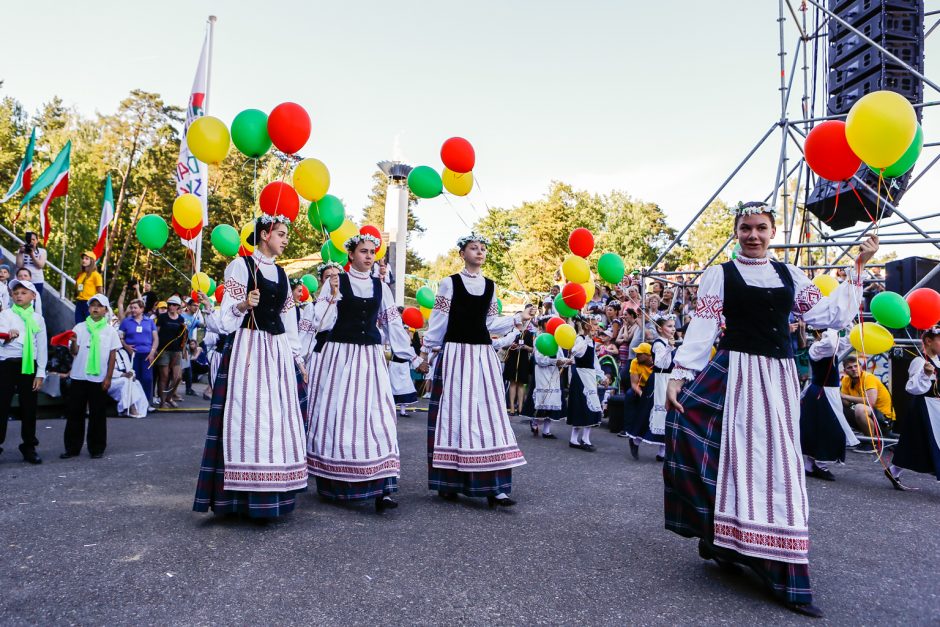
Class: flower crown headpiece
316,261,345,277
733,201,777,218
457,232,491,250
343,233,381,252
257,214,292,226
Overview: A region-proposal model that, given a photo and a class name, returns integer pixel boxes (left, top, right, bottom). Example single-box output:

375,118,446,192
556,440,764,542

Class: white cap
167,295,183,305
88,293,111,308
8,279,39,297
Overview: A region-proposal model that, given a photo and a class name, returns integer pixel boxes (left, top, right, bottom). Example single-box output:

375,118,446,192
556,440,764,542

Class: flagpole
196,15,217,274
60,195,68,296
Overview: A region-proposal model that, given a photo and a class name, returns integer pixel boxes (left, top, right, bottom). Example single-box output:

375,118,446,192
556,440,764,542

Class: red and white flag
174,31,210,270
20,140,70,245
93,174,114,259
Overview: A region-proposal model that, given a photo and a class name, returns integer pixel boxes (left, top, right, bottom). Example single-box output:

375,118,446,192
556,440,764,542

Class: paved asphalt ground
1,398,939,626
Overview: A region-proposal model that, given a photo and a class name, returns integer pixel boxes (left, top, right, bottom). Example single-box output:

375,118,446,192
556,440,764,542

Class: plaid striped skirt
192,340,304,519
663,350,813,605
316,476,398,500
428,356,512,497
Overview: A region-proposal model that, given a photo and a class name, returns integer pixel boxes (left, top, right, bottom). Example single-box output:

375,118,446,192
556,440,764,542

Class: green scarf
11,303,39,375
85,316,109,377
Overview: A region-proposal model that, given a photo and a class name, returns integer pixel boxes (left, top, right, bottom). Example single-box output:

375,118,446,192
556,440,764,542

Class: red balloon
214,285,225,301
360,224,382,246
238,245,251,257
568,228,594,258
299,285,310,302
259,181,300,220
172,215,202,241
267,102,311,154
440,137,475,174
190,290,200,302
804,120,861,181
343,262,351,272
561,282,587,310
402,306,424,329
907,288,940,330
546,316,565,335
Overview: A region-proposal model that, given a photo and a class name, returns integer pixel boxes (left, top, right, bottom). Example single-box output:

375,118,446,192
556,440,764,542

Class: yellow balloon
420,306,432,320
581,280,596,302
562,254,590,284
191,272,211,293
293,158,331,201
442,168,473,196
375,241,386,260
240,222,255,253
845,90,917,168
554,323,577,350
849,322,894,355
187,116,230,165
173,194,203,230
329,219,359,251
812,274,839,297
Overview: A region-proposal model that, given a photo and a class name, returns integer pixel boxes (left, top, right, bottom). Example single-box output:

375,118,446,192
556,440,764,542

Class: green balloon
407,165,443,199
136,215,169,251
301,274,318,293
321,240,348,265
231,109,272,158
870,124,923,179
554,293,577,317
870,291,911,329
535,332,559,357
207,277,217,296
597,252,625,284
497,298,503,314
308,194,346,232
416,286,436,308
210,224,240,257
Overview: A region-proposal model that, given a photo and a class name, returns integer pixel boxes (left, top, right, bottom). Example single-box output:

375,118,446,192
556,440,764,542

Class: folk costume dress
305,269,418,500
799,330,860,465
627,338,674,447
623,358,657,444
387,319,419,407
566,335,604,429
193,251,307,519
893,354,940,480
664,255,861,605
424,271,526,497
532,350,565,422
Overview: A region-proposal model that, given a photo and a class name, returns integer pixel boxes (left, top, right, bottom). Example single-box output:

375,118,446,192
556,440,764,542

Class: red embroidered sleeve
434,295,451,313
225,278,246,301
281,294,295,313
694,295,723,322
793,284,822,316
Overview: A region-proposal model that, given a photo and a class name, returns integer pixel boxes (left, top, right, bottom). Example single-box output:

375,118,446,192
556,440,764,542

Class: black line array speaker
805,0,924,230
886,256,939,421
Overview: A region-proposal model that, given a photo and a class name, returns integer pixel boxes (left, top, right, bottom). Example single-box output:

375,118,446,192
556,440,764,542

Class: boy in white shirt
62,294,121,459
0,279,47,464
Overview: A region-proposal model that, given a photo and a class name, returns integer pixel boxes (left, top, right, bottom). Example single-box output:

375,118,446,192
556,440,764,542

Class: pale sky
3,1,939,261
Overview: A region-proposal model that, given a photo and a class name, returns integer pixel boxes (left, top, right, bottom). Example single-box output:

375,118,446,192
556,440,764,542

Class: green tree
596,191,676,271
682,199,734,267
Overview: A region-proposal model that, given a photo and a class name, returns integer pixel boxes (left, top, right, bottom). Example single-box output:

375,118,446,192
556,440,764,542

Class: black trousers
0,359,38,454
64,379,109,456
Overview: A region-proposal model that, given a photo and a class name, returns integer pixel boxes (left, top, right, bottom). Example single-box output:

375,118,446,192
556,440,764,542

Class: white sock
889,464,902,479
569,427,582,445
495,492,509,500
581,427,592,446
541,419,552,435
632,436,641,446
658,444,666,458
803,454,813,468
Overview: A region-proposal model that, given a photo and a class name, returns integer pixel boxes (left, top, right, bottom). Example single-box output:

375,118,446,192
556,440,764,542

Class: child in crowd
0,279,47,464
62,294,121,459
531,317,569,438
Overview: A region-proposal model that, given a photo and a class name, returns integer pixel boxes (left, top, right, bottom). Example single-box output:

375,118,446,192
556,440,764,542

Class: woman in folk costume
421,233,530,507
306,234,424,513
664,202,877,617
566,315,605,452
633,316,677,461
885,326,940,490
193,215,308,521
298,262,343,404
530,316,568,439
622,341,655,459
108,347,149,418
799,327,860,482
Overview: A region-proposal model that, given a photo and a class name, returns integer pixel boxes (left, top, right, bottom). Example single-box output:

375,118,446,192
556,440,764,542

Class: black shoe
487,495,516,508
581,443,596,452
22,450,42,465
375,496,398,512
569,442,593,452
530,422,538,436
884,468,917,491
616,431,630,438
784,602,825,618
59,452,77,459
186,389,196,396
438,491,459,501
629,440,639,460
697,539,740,572
541,433,557,439
806,464,835,481
90,453,104,459
655,455,665,462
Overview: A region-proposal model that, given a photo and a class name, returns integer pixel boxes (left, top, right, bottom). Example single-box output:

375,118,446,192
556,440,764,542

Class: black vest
651,338,674,374
329,273,382,346
240,256,287,335
810,352,839,387
574,340,595,369
312,330,331,354
444,273,494,345
717,260,795,359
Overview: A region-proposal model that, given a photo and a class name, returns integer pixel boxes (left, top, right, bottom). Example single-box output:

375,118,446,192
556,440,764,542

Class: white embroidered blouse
423,270,519,350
